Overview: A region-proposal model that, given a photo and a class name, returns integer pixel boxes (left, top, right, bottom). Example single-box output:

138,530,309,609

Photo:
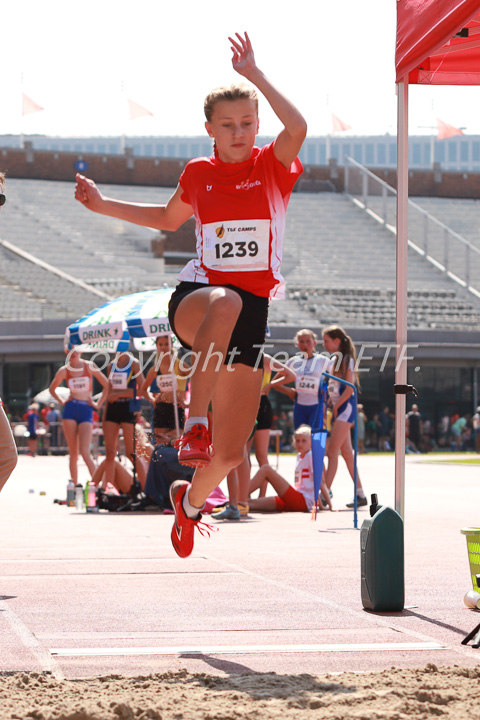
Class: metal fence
344,155,480,299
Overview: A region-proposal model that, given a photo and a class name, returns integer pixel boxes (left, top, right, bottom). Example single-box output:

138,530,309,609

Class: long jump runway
0,452,479,678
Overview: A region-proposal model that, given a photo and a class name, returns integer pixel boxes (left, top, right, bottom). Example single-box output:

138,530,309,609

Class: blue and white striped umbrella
68,287,174,353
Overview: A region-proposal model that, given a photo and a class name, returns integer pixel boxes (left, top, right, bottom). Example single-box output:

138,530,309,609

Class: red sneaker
174,424,214,468
169,480,217,558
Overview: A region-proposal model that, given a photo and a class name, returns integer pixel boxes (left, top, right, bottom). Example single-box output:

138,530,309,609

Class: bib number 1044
214,240,258,259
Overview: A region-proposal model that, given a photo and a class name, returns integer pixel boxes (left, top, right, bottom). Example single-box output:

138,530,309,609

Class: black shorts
168,281,269,369
104,400,136,424
153,402,185,430
256,394,273,430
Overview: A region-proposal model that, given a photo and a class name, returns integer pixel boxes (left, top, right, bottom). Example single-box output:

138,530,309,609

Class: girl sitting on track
75,32,306,557
248,424,332,513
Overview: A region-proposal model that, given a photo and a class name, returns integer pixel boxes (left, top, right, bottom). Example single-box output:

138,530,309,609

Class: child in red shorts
248,425,332,512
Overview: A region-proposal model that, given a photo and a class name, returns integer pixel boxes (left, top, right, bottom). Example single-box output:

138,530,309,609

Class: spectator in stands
378,406,393,451
0,171,17,492
437,414,450,448
451,413,468,451
102,351,148,490
25,403,39,457
140,335,189,446
473,406,480,454
49,347,109,483
357,404,367,453
248,424,332,513
46,403,62,448
365,413,379,449
322,325,367,508
406,403,423,454
273,329,330,429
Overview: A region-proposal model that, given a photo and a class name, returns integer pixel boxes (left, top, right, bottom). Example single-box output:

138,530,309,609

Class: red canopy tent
394,1,480,517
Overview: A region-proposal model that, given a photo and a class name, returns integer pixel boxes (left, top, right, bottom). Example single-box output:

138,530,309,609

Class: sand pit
1,665,480,719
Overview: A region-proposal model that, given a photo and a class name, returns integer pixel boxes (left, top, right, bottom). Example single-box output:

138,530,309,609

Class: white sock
183,486,205,518
184,416,208,433
357,488,366,499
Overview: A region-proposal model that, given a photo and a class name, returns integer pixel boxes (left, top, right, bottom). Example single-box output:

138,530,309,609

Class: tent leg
395,79,409,520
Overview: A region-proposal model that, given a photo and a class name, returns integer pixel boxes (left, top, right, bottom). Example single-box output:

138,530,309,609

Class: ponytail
323,325,360,390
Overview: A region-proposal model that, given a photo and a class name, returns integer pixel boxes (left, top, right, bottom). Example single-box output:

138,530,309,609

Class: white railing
344,156,480,299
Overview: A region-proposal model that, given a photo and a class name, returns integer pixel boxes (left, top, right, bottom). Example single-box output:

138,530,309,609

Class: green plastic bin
460,527,480,591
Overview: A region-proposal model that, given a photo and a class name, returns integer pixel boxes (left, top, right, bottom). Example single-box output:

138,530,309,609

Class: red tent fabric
396,0,480,84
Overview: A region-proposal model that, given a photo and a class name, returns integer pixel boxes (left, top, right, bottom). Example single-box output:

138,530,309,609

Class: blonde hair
204,83,258,122
0,172,5,191
294,424,312,438
294,328,317,344
323,324,360,389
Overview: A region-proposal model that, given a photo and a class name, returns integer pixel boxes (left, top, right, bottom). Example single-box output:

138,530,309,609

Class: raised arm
229,32,307,168
75,176,194,231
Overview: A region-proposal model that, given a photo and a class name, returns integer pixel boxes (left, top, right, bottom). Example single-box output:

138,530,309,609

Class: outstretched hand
74,173,103,211
229,32,257,79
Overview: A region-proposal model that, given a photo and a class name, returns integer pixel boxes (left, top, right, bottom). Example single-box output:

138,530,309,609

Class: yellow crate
460,528,480,591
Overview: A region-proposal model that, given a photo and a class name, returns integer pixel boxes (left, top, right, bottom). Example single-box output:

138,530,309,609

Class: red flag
22,93,44,116
437,118,464,139
128,99,153,120
331,112,352,133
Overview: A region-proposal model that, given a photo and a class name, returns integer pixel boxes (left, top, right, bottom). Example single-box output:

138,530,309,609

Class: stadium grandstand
0,142,479,432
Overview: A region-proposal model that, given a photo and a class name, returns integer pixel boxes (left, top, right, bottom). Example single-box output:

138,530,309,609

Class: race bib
68,376,90,393
202,219,270,272
157,374,177,393
111,373,128,390
328,377,340,401
295,374,320,397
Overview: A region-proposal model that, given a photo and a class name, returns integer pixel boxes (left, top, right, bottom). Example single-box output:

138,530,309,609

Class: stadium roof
396,1,480,84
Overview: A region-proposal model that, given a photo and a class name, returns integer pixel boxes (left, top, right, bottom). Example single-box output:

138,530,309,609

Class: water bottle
87,482,97,510
75,483,84,511
66,479,75,507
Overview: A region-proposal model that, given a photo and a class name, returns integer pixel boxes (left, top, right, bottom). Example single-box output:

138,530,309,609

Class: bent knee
218,447,247,471
209,288,242,321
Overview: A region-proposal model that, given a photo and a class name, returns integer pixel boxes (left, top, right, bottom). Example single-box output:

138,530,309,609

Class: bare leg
248,464,291,511
339,431,363,490
236,446,251,505
62,419,80,482
102,421,120,487
325,420,352,490
173,287,242,418
121,421,147,489
226,468,239,507
0,405,17,491
77,422,96,477
187,364,262,509
252,427,271,496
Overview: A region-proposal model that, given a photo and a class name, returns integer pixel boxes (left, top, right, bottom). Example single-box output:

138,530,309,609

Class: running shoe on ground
213,503,241,520
174,424,214,468
169,480,217,558
346,495,368,508
212,501,249,516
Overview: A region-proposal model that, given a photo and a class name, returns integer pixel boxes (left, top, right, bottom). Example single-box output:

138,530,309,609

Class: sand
1,665,480,720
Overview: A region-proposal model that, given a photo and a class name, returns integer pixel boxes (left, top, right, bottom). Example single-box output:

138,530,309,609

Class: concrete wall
3,145,480,198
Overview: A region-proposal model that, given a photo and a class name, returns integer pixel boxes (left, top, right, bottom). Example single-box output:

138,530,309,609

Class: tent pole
395,78,409,519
